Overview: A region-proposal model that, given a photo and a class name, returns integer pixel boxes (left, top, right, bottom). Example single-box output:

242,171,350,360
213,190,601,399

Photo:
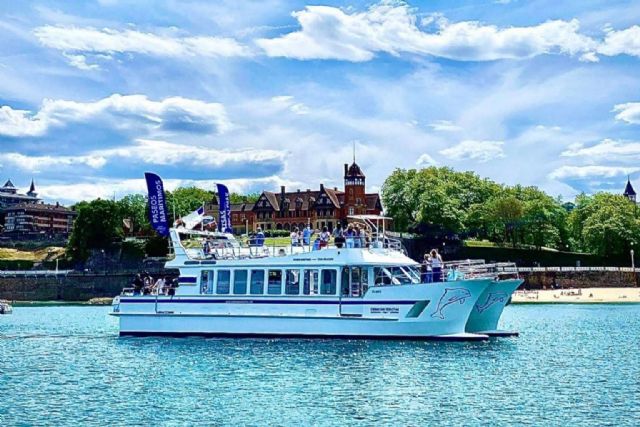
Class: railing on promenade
0,270,72,277
495,266,637,273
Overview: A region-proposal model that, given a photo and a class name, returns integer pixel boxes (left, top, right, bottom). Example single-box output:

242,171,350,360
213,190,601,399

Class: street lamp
631,243,635,271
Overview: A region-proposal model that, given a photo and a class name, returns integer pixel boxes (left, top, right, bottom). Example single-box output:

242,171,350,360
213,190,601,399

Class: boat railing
443,260,519,280
170,228,408,261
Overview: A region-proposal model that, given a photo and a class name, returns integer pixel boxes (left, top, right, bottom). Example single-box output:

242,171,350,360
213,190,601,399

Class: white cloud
0,139,286,172
428,120,461,132
270,95,310,115
598,26,640,58
561,139,640,159
0,152,107,172
63,53,100,70
613,102,640,124
36,176,299,204
0,94,231,137
549,165,639,179
439,140,505,162
34,25,251,68
96,138,287,167
416,153,437,166
256,3,597,62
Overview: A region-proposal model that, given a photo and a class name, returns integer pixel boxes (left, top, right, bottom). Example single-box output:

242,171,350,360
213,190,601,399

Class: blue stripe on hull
119,298,418,305
119,331,488,341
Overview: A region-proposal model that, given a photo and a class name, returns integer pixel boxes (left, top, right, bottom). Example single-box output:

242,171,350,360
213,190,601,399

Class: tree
230,192,260,204
117,194,149,234
67,199,124,261
570,193,640,257
166,187,214,219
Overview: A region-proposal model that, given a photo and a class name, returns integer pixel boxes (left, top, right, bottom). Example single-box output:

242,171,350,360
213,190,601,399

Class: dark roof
345,162,365,178
28,179,36,194
2,179,15,189
365,193,382,210
624,179,636,196
230,202,255,212
4,202,75,214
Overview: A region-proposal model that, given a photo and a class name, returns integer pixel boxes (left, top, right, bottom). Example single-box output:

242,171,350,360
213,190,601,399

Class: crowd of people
131,272,178,296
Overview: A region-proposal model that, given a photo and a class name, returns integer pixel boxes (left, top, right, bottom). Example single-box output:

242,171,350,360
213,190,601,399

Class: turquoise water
1,305,639,426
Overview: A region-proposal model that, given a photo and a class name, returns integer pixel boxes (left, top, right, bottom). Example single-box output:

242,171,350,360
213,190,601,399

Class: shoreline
511,287,640,304
9,298,113,307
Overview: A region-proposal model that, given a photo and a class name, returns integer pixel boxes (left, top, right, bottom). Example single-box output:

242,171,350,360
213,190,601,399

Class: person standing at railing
333,224,345,248
290,227,300,247
421,254,433,283
319,226,331,248
430,249,443,282
345,224,356,248
302,225,312,246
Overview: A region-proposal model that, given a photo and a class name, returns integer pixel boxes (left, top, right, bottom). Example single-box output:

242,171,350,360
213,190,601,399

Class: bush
0,260,35,270
145,235,169,257
121,240,145,260
263,230,290,238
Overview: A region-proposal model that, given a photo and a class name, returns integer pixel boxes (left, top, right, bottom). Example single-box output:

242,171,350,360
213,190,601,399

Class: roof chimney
320,183,324,191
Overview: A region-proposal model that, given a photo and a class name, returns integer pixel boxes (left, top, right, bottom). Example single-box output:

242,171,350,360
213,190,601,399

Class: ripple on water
1,305,639,426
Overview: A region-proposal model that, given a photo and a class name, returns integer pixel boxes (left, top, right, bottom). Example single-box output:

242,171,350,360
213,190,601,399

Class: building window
348,207,354,215
233,270,248,294
285,269,300,295
250,270,265,294
216,270,230,294
268,270,282,295
320,270,337,295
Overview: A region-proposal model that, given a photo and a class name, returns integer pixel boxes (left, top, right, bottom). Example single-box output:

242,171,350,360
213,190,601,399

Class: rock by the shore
86,297,113,305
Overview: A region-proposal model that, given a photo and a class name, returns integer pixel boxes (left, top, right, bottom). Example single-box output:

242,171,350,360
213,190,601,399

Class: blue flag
144,172,169,237
216,183,232,233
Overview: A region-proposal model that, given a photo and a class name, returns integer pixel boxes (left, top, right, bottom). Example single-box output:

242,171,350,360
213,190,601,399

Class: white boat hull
112,279,494,341
465,278,523,336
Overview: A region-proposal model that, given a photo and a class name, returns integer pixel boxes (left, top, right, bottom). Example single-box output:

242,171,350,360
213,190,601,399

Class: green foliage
67,199,124,261
166,187,214,219
117,194,150,234
382,167,580,252
0,259,35,270
569,193,640,257
263,230,291,238
230,192,260,204
144,235,169,257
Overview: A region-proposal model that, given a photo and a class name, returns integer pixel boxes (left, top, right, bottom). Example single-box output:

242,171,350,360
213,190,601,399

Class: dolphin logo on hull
430,288,471,319
475,292,508,313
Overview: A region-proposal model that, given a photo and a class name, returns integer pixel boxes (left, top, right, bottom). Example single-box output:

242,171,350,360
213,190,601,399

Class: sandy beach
512,287,640,304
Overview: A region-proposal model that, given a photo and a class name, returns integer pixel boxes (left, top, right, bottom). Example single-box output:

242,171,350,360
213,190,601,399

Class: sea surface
1,305,639,426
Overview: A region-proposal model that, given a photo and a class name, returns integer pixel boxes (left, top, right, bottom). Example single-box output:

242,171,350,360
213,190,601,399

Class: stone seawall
520,270,638,289
0,269,637,301
0,270,176,301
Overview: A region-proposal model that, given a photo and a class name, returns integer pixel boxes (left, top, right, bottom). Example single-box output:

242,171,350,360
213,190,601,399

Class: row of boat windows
199,265,422,296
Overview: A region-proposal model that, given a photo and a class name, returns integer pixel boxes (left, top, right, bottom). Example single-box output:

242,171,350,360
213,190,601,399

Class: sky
1,0,640,204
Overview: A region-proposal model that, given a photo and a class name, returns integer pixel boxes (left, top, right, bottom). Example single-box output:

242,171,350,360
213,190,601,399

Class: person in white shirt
430,249,443,282
319,226,331,248
154,277,165,295
290,227,300,246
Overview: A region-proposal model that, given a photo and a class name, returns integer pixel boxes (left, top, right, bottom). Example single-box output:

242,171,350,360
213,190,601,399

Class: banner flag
216,183,232,233
144,172,169,237
182,205,205,230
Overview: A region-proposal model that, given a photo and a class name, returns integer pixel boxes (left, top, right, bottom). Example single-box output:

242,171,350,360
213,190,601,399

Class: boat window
285,269,300,295
250,270,265,295
268,270,282,295
341,267,350,296
201,270,214,294
303,269,319,295
374,267,391,286
216,270,230,294
320,269,337,295
351,266,368,297
233,270,248,294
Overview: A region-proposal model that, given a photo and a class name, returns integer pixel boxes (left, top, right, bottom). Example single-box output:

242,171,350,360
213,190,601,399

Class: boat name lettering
370,307,399,314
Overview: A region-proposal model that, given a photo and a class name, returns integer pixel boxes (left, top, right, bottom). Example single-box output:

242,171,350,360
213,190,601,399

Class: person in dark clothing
132,274,143,295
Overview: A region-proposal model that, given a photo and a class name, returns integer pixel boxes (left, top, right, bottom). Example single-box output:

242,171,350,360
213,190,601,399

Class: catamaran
110,215,522,340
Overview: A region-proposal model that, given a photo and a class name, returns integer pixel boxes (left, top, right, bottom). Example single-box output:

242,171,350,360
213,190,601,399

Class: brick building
204,160,382,234
3,202,77,237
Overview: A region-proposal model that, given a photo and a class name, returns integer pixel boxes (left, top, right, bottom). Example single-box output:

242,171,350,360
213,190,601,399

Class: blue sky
2,0,640,204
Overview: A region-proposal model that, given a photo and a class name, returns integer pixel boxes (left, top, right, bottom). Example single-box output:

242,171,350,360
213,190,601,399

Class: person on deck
154,277,165,295
319,226,331,248
421,254,433,283
132,274,143,295
254,227,265,246
302,225,312,246
345,224,355,248
430,249,443,282
333,225,345,248
290,227,300,246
